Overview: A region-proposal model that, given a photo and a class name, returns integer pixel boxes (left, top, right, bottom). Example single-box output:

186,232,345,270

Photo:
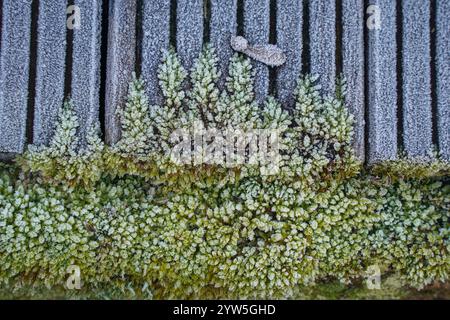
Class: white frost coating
402,1,432,159
436,1,450,160
0,0,31,154
276,0,302,107
105,0,136,145
309,0,336,96
230,36,286,67
142,0,170,105
244,0,270,103
342,0,365,160
71,0,102,147
367,0,397,163
33,0,67,146
177,0,203,71
210,0,237,88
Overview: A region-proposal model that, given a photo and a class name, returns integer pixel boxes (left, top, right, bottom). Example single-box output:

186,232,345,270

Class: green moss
1,46,448,299
370,154,450,181
1,277,448,300
19,47,360,187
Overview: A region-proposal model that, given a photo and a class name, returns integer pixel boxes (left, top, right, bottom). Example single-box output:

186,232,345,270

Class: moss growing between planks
20,47,360,187
1,47,448,299
370,154,450,181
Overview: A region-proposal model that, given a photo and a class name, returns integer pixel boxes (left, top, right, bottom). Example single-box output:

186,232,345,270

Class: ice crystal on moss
10,45,448,299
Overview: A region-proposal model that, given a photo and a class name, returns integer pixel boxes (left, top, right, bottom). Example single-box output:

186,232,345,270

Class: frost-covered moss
370,152,450,181
20,46,359,187
369,178,449,289
0,165,448,299
2,46,448,299
19,100,104,187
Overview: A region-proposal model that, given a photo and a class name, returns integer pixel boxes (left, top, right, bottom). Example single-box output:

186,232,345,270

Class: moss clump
2,46,448,299
370,153,450,181
18,100,104,188
0,164,448,299
21,46,359,187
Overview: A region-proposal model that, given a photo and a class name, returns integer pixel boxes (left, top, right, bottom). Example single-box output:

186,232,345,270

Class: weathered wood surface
401,0,432,159
342,0,365,161
210,0,237,88
71,0,103,147
0,0,448,163
105,0,136,144
177,0,204,71
436,1,450,160
309,0,336,97
366,0,398,163
0,0,32,155
243,0,270,103
141,1,171,105
33,0,68,146
276,0,302,108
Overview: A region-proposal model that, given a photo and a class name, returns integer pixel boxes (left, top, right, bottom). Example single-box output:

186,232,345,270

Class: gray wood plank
141,0,171,105
342,0,365,161
71,0,103,147
402,1,432,159
210,0,237,88
244,0,270,103
276,0,302,107
436,1,450,160
33,0,68,146
309,0,336,96
177,0,204,71
0,0,32,154
105,0,136,145
367,0,398,163
0,1,2,59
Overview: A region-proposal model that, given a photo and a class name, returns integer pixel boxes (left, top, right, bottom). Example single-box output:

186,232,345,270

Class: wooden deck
0,0,448,162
